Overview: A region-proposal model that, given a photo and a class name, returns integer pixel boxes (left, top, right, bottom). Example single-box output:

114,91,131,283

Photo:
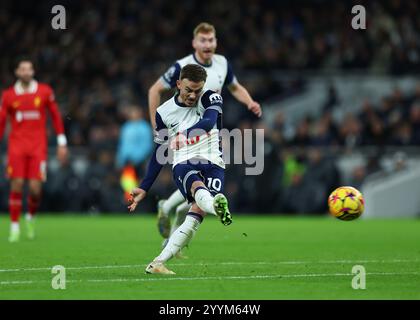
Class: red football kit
0,80,66,180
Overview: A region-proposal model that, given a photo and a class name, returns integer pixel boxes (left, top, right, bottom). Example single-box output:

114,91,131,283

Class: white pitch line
0,264,140,273
1,271,420,286
0,280,35,285
0,259,418,274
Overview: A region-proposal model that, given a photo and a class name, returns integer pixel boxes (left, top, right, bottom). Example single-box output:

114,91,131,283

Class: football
328,186,365,221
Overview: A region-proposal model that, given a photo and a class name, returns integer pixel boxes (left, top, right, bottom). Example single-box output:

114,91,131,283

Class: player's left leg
25,156,46,240
146,207,205,275
162,201,191,248
162,201,191,259
170,202,190,237
147,162,206,274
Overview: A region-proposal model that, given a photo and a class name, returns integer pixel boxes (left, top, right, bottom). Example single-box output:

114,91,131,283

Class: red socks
9,193,40,222
28,195,41,217
9,192,22,222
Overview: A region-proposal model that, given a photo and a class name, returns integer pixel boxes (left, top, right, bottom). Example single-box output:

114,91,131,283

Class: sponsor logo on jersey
7,166,13,177
209,93,223,104
12,100,21,108
15,110,41,122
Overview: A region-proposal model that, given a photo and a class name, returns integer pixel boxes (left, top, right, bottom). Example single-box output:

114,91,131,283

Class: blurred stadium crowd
0,0,419,213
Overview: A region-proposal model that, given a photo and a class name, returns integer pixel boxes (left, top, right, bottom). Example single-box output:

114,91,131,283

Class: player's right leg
192,181,232,226
6,152,26,242
191,163,232,226
8,178,24,243
25,156,46,240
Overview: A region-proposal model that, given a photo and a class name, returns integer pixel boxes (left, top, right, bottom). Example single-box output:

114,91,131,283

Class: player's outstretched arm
46,86,69,165
128,144,163,212
228,82,262,117
128,187,147,212
148,80,167,128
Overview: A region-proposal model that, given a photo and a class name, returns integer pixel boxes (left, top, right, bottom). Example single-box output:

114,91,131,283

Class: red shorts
7,150,47,181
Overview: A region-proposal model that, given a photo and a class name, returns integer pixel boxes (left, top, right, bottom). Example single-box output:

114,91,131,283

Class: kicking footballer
148,22,261,244
129,64,232,274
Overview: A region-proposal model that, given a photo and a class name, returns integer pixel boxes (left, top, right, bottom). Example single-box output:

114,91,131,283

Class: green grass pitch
0,214,419,299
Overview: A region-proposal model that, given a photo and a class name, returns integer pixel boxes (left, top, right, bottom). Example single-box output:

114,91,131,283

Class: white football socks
154,215,201,263
170,202,190,236
194,188,216,216
11,222,19,232
162,190,185,216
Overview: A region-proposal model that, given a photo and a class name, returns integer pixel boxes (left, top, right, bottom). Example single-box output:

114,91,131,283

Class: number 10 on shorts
207,178,221,192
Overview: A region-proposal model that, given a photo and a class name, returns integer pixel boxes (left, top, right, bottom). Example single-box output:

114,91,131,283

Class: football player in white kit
129,64,231,274
148,22,262,244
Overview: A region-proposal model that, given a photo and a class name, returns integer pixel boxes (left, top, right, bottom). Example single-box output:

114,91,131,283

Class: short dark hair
180,64,207,83
15,57,34,70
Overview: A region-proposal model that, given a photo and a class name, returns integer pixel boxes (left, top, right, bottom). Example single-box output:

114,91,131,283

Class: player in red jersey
0,60,68,242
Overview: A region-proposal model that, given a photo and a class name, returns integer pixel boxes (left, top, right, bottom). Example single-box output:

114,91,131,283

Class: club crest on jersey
34,96,41,107
209,93,222,104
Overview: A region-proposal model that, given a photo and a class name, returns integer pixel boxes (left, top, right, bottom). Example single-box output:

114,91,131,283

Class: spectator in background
339,113,363,148
349,165,367,190
391,122,413,145
116,106,153,175
392,151,408,172
116,106,153,200
291,117,312,146
312,115,337,146
322,84,340,112
304,148,339,198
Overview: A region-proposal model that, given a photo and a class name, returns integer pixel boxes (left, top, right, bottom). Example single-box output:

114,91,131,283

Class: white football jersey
155,90,225,169
160,53,237,93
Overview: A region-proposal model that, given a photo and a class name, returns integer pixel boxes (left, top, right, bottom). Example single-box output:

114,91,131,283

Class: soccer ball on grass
328,186,364,221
